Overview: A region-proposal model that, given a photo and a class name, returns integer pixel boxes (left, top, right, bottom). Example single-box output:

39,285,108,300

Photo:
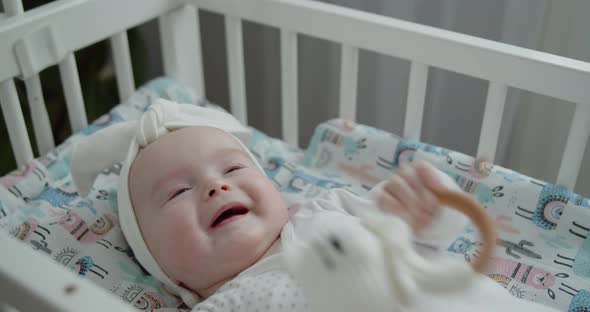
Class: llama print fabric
300,119,590,312
1,78,589,311
0,77,206,309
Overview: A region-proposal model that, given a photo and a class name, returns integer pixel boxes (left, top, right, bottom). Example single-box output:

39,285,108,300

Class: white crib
0,0,589,310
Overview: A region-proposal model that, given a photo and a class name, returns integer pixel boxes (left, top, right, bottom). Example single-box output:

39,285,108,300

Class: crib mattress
0,77,589,311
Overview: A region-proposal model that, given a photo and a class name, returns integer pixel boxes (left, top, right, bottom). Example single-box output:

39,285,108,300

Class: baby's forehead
129,126,251,188
171,125,238,143
144,126,240,152
133,126,249,170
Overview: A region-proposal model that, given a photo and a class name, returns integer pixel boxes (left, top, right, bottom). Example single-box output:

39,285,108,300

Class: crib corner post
0,79,34,167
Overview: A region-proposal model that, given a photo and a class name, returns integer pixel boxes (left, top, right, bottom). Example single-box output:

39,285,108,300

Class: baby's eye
225,165,244,174
169,187,191,200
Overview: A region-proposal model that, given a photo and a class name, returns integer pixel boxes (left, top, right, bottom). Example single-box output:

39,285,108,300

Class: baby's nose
207,184,230,198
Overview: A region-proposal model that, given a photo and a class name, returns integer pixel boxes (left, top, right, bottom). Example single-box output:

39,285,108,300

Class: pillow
0,77,210,309
0,76,345,310
0,77,320,310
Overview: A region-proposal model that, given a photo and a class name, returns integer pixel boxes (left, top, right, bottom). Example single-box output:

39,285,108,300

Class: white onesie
189,175,468,312
190,184,559,312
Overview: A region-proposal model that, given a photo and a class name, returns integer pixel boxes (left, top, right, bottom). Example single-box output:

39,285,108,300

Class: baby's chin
225,224,281,260
180,241,280,299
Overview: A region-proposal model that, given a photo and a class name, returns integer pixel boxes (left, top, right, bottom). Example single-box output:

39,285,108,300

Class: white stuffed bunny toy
283,190,498,312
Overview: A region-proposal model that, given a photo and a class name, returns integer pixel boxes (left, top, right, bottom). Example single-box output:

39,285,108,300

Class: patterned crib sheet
0,78,589,311
301,119,590,312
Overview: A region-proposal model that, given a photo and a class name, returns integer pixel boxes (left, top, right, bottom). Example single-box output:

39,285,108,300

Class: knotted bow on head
70,98,263,306
135,100,171,147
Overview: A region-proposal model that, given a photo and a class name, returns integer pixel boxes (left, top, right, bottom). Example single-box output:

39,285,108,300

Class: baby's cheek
160,214,192,242
245,175,274,199
155,209,207,272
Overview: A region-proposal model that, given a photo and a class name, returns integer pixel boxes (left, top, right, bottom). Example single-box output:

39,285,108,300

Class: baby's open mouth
210,203,249,228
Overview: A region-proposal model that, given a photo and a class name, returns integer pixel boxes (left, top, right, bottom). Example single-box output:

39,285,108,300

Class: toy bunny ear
70,122,136,197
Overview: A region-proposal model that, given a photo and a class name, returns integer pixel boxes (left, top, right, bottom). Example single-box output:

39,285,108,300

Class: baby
128,127,452,300
71,99,467,310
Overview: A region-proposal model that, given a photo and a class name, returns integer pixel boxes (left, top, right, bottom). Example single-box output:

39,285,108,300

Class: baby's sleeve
312,168,469,249
307,187,376,216
366,168,469,249
191,270,307,312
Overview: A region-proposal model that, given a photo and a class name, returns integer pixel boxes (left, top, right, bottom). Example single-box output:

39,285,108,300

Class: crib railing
195,0,590,190
1,0,589,191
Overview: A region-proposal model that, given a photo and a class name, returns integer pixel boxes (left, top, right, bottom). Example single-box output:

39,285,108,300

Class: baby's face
129,126,288,297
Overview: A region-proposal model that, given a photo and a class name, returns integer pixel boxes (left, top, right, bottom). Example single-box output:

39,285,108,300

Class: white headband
70,99,264,306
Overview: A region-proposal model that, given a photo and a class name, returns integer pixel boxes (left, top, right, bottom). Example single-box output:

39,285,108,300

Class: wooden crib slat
557,103,590,189
225,16,248,125
1,0,191,84
1,0,41,164
2,0,24,15
196,0,590,107
477,82,508,162
58,52,87,132
159,4,205,100
339,45,358,121
0,79,33,167
281,29,299,147
110,31,135,102
24,75,55,154
403,62,429,141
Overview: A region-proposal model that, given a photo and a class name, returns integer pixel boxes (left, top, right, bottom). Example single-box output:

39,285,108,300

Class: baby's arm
369,161,468,245
310,160,467,246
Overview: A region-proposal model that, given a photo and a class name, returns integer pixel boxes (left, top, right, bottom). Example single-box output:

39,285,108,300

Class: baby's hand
373,161,447,233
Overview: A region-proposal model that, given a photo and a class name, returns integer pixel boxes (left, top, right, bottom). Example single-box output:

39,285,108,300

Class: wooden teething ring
432,189,496,273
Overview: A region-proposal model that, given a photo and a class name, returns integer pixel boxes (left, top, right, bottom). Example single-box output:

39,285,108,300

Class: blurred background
1,0,589,196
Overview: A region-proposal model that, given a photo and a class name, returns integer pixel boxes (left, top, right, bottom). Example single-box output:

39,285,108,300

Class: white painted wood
338,45,358,121
110,31,135,101
0,79,33,166
557,103,590,189
2,0,23,15
0,0,189,82
403,62,428,140
24,75,55,154
280,29,298,147
8,1,56,154
2,0,49,164
13,24,66,80
158,4,204,98
58,52,87,132
477,82,508,162
225,16,247,124
0,235,131,311
194,0,590,105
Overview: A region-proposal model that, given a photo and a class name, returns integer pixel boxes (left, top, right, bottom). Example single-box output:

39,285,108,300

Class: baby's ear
70,122,136,197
